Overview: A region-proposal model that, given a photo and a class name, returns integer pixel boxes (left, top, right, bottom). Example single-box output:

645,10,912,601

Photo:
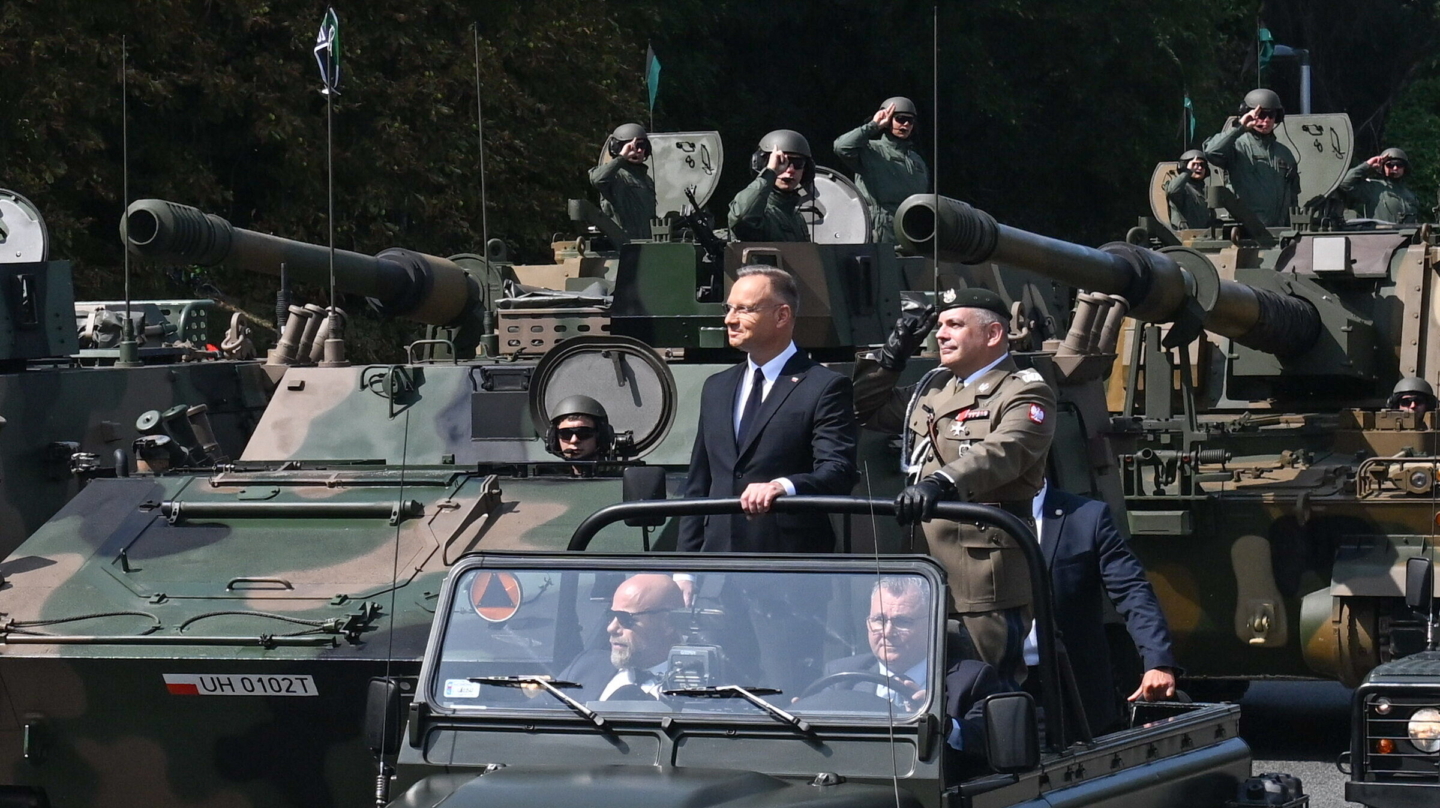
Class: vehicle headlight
1408,707,1440,753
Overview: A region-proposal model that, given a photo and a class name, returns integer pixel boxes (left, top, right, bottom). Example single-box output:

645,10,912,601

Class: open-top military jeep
370,497,1301,808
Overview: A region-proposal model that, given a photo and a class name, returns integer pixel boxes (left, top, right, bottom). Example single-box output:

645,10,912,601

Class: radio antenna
314,8,347,367
116,36,141,368
932,5,940,290
473,23,490,255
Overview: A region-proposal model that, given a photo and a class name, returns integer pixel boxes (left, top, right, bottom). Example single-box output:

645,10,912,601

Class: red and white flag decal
1028,404,1046,424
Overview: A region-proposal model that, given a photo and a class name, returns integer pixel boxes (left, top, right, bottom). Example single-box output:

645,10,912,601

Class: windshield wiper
664,685,812,734
469,676,608,730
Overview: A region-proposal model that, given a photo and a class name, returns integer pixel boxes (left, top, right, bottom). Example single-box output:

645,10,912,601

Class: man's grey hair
969,307,1008,330
736,264,800,313
873,575,927,602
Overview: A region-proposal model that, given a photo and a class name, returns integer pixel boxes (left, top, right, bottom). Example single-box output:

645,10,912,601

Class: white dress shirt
1022,481,1048,666
599,660,669,700
734,341,800,495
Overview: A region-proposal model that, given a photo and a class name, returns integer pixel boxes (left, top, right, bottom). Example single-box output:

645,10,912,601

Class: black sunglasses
1253,109,1277,120
606,608,668,628
893,115,916,124
1385,160,1407,169
557,427,598,441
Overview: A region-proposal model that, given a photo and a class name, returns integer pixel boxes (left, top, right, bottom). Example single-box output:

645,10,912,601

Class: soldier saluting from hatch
852,285,1054,689
833,96,930,244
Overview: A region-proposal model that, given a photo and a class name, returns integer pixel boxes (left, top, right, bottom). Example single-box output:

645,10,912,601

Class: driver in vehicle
818,577,1003,753
558,574,684,701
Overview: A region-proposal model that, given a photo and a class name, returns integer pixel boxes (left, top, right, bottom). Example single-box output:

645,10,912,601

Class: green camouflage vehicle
0,189,274,555
374,496,1306,808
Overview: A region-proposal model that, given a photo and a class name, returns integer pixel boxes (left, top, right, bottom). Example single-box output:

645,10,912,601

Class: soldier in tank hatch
1389,377,1436,416
833,96,930,244
1202,88,1299,228
545,395,616,475
590,123,658,240
1338,147,1421,225
728,130,814,242
1165,149,1212,230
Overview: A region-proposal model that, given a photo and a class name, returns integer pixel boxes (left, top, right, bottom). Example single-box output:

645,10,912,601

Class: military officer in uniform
1165,149,1212,230
728,130,813,242
853,287,1055,688
1338,147,1421,224
833,96,930,244
1202,88,1300,228
590,123,658,239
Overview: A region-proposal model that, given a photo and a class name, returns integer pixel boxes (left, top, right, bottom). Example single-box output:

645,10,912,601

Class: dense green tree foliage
1,1,1437,358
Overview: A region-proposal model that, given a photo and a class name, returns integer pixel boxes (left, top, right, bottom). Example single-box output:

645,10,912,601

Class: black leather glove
877,302,937,372
895,474,955,525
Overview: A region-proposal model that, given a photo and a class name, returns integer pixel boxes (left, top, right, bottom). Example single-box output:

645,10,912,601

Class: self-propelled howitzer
123,198,490,355
894,194,1322,360
898,193,1440,692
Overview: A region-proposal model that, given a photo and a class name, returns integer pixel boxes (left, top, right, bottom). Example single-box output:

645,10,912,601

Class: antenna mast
116,36,141,368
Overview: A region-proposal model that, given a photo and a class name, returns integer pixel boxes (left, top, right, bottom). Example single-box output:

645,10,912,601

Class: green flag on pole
1183,93,1195,145
1257,26,1274,83
314,7,341,96
646,44,661,113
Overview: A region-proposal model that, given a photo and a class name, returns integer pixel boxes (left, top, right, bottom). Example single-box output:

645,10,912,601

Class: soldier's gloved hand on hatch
894,474,955,525
877,302,937,372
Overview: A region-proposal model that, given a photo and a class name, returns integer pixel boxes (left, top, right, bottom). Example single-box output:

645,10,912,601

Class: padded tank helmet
881,96,918,117
545,395,615,457
1380,147,1410,168
606,123,650,158
1388,377,1436,409
1179,149,1205,163
750,129,815,185
1242,88,1285,122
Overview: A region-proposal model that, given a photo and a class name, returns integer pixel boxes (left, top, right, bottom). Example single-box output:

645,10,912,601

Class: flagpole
316,7,346,367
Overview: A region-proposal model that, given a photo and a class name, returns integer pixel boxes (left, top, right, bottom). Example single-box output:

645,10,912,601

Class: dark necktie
737,367,766,445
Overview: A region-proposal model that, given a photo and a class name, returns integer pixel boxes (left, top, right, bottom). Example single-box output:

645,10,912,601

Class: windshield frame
416,551,949,732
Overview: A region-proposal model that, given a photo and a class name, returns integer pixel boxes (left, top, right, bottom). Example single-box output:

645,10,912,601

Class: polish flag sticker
1028,404,1046,424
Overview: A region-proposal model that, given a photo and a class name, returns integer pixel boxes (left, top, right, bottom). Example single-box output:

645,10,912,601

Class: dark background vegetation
3,0,1440,358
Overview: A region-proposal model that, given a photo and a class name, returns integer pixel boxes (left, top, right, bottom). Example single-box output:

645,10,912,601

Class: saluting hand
878,303,937,372
766,146,789,173
873,103,896,127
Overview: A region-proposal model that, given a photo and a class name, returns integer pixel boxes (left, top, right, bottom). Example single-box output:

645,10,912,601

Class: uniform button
734,471,744,479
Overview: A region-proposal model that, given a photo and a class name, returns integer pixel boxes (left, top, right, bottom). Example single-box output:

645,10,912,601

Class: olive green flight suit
727,170,810,242
1337,164,1420,224
853,353,1055,686
1165,173,1210,229
1201,126,1299,228
833,121,930,243
589,158,657,239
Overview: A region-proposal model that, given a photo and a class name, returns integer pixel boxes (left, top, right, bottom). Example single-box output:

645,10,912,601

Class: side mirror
1406,556,1434,612
365,677,404,756
622,466,668,527
983,692,1039,774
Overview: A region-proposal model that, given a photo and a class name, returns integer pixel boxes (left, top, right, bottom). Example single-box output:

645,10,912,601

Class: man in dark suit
558,574,683,702
1030,484,1179,734
679,264,859,556
679,267,858,692
819,576,1003,758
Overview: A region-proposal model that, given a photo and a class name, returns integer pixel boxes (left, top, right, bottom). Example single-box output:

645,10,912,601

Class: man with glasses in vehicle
833,97,930,244
590,122,658,239
1338,147,1421,224
728,130,815,242
558,574,684,701
1201,88,1300,228
816,577,1000,768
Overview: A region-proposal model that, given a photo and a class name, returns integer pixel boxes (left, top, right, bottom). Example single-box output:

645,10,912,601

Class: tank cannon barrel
122,199,475,327
895,195,1321,357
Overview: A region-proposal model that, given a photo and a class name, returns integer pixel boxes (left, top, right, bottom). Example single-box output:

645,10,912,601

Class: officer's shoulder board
1014,368,1044,384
